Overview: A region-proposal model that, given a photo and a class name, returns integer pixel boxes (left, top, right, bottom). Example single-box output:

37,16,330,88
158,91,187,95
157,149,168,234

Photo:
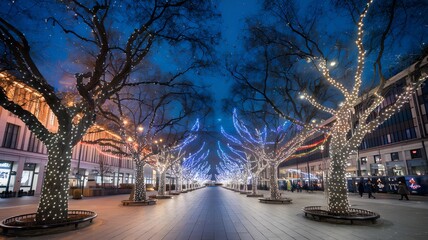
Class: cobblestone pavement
0,187,427,240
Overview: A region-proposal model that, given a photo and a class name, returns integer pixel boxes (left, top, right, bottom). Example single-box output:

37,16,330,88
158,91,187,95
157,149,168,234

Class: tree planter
155,195,173,199
303,206,380,224
121,200,157,206
247,194,264,197
72,189,83,200
240,191,251,195
148,195,173,199
1,210,97,235
258,197,292,204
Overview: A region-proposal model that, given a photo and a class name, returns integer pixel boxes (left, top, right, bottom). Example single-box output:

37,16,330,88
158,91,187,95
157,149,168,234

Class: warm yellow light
127,137,133,142
138,126,144,132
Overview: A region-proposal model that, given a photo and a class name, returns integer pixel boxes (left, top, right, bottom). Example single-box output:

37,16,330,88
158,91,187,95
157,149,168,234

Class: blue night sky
2,0,427,133
207,0,260,130
26,0,262,132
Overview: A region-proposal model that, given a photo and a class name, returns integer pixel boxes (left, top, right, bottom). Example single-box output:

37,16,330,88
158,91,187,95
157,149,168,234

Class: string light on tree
300,0,428,215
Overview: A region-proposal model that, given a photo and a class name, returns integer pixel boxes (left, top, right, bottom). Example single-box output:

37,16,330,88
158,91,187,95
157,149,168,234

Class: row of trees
218,0,428,215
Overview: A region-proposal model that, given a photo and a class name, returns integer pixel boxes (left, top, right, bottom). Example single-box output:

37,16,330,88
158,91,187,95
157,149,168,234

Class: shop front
386,161,407,176
406,159,427,175
19,162,38,196
370,163,386,176
0,161,13,196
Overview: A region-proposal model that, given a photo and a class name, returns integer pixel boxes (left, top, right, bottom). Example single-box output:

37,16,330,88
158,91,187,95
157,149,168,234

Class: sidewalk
1,188,427,239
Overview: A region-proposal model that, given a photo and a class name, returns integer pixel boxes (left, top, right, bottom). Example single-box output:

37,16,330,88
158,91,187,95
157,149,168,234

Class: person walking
366,180,375,199
398,181,410,200
358,181,364,198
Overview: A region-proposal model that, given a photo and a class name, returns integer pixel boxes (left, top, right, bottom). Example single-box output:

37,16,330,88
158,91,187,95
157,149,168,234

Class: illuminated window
374,155,381,163
410,149,422,159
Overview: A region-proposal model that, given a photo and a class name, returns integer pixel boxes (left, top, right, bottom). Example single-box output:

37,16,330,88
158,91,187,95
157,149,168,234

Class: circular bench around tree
258,197,292,204
302,206,380,224
246,194,264,197
121,199,157,206
0,210,97,235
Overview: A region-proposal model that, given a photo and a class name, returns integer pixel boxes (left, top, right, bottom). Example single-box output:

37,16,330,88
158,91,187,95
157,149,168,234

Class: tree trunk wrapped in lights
36,142,73,223
178,176,183,192
158,172,167,196
251,176,259,195
269,163,281,200
134,161,147,201
300,0,428,215
242,170,249,192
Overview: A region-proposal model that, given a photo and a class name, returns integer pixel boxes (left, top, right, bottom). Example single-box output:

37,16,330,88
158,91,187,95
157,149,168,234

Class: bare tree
0,0,218,222
299,1,428,214
149,119,200,196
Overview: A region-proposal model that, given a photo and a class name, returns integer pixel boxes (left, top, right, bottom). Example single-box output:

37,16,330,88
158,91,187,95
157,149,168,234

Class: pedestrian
366,180,375,199
358,181,364,198
398,181,410,200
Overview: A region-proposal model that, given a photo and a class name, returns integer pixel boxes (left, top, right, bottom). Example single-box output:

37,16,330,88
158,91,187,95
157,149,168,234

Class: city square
1,0,428,239
1,187,428,239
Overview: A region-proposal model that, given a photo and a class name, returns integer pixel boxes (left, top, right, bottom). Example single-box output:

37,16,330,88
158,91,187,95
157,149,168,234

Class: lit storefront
19,163,39,195
0,161,13,193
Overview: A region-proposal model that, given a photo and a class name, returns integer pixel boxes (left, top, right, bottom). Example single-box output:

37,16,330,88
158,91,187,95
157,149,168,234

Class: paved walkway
1,187,427,240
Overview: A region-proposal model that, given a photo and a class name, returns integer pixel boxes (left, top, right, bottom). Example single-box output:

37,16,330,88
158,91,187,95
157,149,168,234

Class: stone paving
0,187,427,240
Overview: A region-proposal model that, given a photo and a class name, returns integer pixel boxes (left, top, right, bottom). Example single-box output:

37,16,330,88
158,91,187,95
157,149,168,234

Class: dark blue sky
29,0,261,132
3,0,426,133
207,0,260,130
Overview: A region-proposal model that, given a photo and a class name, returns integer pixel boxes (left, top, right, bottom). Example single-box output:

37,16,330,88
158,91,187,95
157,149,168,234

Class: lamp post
357,156,361,177
320,144,325,191
307,160,311,190
76,143,84,196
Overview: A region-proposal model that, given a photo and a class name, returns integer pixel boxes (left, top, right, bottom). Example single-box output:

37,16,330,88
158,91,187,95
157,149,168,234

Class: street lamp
320,144,326,190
